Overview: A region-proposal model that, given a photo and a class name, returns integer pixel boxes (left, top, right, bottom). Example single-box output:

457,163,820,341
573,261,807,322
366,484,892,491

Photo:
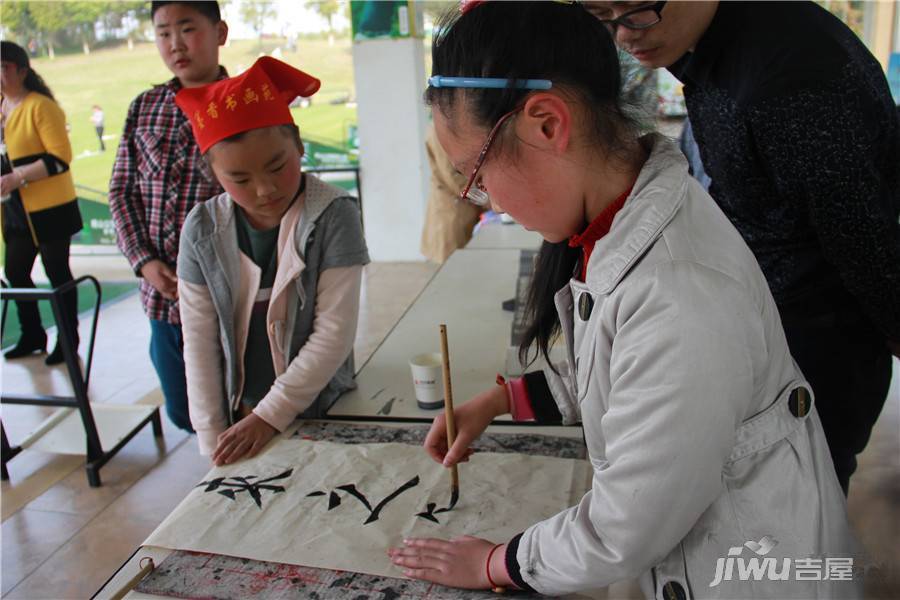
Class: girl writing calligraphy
389,4,859,598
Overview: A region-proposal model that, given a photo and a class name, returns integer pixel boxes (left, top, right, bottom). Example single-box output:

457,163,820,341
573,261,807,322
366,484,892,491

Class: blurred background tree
240,0,276,52
309,0,340,45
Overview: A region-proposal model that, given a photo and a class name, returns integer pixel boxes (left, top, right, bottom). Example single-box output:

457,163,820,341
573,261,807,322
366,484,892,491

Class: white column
862,1,897,69
352,38,429,261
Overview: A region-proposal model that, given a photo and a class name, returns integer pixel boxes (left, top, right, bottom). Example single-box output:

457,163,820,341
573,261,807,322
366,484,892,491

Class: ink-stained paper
144,437,591,578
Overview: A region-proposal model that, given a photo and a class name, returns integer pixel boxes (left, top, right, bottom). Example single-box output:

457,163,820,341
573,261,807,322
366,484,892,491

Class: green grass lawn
32,37,358,194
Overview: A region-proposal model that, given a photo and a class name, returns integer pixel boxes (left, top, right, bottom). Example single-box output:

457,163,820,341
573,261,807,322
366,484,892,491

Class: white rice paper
144,437,591,578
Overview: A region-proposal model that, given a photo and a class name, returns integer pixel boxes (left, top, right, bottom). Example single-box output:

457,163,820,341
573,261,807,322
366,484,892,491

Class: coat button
578,292,594,321
661,581,686,600
789,387,811,418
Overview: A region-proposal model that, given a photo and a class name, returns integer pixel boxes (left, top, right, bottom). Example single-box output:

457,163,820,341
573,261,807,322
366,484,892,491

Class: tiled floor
1,252,898,599
1,253,438,598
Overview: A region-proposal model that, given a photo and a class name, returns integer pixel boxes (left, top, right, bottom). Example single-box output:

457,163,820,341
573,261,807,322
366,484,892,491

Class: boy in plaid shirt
109,1,228,431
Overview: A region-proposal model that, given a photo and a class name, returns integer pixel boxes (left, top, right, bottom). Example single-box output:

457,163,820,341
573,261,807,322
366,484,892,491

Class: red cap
175,56,320,153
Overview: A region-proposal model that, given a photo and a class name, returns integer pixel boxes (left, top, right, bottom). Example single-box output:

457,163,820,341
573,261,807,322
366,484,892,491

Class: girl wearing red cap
175,57,369,465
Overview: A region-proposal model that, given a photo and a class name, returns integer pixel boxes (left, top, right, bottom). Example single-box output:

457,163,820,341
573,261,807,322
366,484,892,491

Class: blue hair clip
428,76,552,90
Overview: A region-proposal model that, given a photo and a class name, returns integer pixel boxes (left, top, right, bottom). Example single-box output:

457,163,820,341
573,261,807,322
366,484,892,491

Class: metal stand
1,276,162,487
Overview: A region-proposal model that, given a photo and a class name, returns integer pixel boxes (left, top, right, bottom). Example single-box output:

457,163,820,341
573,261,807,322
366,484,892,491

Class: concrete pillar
351,38,429,261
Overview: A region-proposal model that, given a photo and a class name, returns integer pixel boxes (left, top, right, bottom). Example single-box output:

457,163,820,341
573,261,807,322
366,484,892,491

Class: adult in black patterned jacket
584,0,900,495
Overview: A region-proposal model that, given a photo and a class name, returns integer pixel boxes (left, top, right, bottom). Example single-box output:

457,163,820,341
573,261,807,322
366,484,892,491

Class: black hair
425,1,642,370
204,123,303,161
1,41,56,101
151,1,221,23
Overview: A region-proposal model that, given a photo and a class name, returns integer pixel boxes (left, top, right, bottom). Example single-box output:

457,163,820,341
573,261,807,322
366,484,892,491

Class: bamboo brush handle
439,324,459,489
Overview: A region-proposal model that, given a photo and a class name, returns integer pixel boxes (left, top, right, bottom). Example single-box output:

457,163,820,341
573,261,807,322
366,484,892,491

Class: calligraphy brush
439,324,460,509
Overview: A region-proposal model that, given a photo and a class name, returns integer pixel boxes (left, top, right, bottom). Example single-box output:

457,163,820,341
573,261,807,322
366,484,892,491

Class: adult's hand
423,385,509,467
211,413,278,466
140,259,179,300
0,172,20,196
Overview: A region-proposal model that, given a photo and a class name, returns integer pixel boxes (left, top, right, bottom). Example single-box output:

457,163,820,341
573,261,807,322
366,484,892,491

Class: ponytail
519,241,581,370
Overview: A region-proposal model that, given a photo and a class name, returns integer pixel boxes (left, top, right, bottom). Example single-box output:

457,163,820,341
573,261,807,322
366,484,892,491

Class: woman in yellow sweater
1,41,83,364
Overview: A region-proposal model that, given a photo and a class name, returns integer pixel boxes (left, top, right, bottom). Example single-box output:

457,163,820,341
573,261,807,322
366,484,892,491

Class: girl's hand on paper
388,536,507,589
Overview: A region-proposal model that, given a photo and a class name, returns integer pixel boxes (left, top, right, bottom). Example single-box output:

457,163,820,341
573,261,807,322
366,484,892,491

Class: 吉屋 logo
709,536,854,587
743,535,778,556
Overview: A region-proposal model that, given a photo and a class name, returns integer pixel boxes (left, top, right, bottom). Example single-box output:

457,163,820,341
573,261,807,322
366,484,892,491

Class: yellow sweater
4,91,77,213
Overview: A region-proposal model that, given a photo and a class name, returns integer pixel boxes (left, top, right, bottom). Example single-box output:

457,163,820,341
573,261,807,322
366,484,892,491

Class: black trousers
782,310,892,495
95,126,105,151
4,235,78,342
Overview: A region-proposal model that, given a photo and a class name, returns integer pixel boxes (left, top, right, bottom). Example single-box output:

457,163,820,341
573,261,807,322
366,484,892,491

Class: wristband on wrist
486,543,506,593
15,169,27,188
497,373,535,421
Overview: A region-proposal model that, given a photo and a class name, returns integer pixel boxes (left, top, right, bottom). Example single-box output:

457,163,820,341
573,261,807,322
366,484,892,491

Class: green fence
66,135,360,248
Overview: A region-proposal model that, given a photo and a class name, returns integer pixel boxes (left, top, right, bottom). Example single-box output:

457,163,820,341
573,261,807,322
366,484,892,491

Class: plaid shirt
109,73,225,324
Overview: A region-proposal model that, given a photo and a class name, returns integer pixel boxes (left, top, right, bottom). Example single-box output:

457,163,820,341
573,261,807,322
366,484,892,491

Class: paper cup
409,352,445,410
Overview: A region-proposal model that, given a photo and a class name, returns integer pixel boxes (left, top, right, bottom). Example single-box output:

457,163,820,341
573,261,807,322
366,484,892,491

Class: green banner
303,136,359,168
75,197,117,246
350,1,422,40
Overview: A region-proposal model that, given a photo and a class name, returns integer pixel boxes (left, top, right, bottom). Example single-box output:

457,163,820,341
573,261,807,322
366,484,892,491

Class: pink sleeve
497,374,536,422
253,265,362,431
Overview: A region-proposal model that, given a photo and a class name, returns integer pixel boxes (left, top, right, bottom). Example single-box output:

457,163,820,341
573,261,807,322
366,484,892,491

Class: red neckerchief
568,184,633,281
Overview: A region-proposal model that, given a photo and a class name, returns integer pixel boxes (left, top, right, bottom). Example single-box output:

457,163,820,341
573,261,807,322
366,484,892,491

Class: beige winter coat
420,124,484,263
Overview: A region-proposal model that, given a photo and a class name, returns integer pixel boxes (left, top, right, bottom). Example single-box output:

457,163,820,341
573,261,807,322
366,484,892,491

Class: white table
327,248,522,421
466,221,543,250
